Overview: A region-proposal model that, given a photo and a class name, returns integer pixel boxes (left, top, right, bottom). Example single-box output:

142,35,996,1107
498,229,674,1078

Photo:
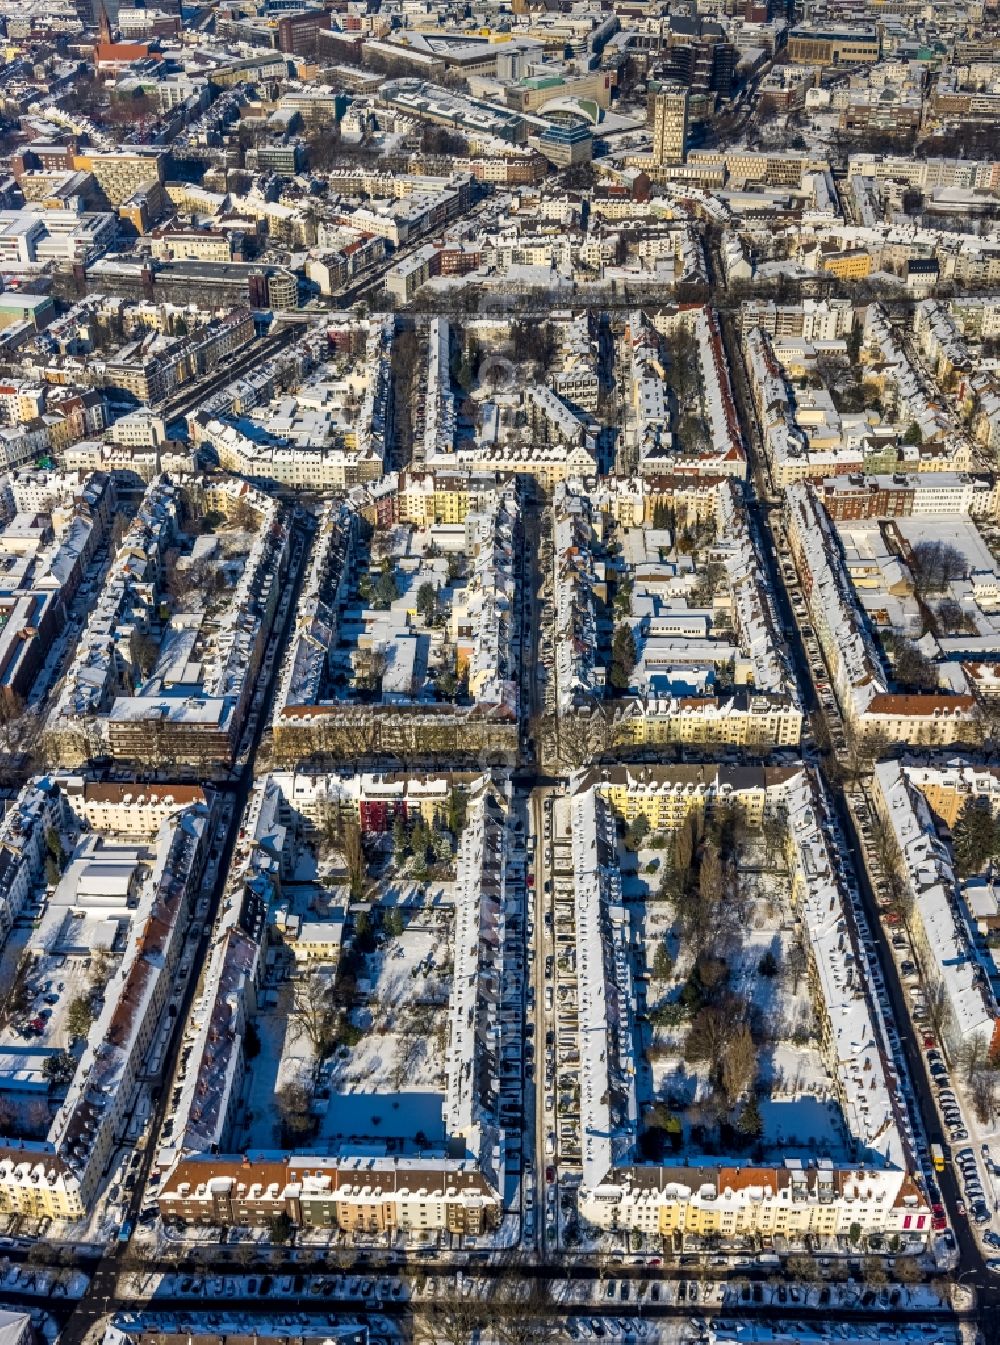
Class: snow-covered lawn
331,922,451,1096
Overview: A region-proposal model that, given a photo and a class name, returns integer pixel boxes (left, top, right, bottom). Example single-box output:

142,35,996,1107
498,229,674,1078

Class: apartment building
159,1155,500,1235
552,476,800,752
580,1163,928,1244
71,149,165,206
0,471,115,708
816,473,999,523
0,780,64,941
389,470,506,528
652,84,689,166
150,225,237,263
615,690,803,749
104,307,255,405
271,478,521,766
738,299,855,344
57,779,209,835
873,762,999,1061
190,319,393,492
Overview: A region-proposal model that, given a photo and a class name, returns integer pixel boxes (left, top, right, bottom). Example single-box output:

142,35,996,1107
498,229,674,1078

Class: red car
545,1166,555,1183
923,1035,937,1049
527,874,535,888
932,1214,947,1231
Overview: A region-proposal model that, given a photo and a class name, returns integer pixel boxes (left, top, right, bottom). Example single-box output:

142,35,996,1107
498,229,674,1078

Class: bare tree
0,692,41,762
555,708,596,770
132,631,160,681
909,540,966,596
288,971,336,1059
26,1099,50,1137
0,951,32,1028
721,1023,757,1108
316,797,342,855
924,982,949,1042
89,947,113,994
930,1277,951,1305
761,803,788,869
969,1068,996,1127
220,500,258,549
360,649,387,694
699,839,723,908
413,1294,488,1345
892,1257,923,1285
674,809,697,874
0,691,25,738
956,1032,989,1085
162,548,196,605
111,511,129,552
786,1255,820,1282
784,928,809,996
275,1080,316,1144
862,1256,887,1287
491,1276,561,1345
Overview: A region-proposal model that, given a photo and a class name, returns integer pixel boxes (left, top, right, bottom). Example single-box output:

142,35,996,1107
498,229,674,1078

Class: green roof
519,75,565,90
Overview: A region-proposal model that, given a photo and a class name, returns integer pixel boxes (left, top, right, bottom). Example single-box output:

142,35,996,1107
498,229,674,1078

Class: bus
931,1144,945,1172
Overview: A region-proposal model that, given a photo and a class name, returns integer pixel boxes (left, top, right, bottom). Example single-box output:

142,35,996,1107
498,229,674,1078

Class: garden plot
237,906,454,1152
634,827,846,1162
331,918,453,1096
